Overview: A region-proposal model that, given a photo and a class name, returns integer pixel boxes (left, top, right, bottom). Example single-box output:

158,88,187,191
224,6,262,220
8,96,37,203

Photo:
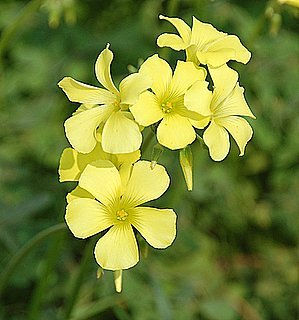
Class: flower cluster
58,15,255,292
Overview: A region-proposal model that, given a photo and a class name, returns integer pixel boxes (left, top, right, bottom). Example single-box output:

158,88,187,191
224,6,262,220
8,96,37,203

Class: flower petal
205,35,251,67
131,207,176,249
58,77,115,105
139,54,172,98
168,61,206,99
216,116,253,156
65,198,113,238
197,48,236,68
157,33,188,50
203,121,230,161
66,186,94,203
94,224,139,270
157,114,196,150
64,106,112,154
190,116,211,129
191,16,225,49
102,111,142,154
119,72,151,105
158,15,191,44
214,83,256,119
209,64,239,107
79,160,121,207
184,80,212,116
115,149,141,166
95,45,119,95
130,91,163,126
121,161,170,207
58,144,107,182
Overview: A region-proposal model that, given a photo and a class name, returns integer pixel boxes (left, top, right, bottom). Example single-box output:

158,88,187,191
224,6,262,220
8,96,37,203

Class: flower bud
113,270,123,293
179,146,193,191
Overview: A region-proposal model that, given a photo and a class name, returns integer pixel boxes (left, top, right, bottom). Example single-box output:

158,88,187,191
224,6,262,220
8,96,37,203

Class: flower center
116,209,129,221
161,101,173,114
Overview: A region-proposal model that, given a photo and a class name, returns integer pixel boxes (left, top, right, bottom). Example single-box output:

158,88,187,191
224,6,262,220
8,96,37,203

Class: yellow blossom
184,64,256,161
58,44,151,154
65,160,177,270
130,55,206,150
278,0,299,7
58,140,140,202
157,15,251,68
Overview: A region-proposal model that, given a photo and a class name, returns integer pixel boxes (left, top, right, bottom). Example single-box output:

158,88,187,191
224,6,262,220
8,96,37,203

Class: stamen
161,101,173,114
116,209,128,221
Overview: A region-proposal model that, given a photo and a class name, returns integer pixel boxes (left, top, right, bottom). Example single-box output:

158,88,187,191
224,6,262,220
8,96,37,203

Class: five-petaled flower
58,44,151,155
130,54,206,150
65,160,177,270
157,15,251,68
184,64,256,161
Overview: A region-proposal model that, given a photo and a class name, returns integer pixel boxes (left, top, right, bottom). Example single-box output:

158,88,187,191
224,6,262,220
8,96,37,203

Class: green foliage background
0,0,298,319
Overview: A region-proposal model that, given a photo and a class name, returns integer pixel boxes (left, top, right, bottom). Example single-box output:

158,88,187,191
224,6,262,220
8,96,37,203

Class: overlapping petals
59,45,151,154
157,15,251,67
65,160,176,270
131,55,206,150
185,64,255,161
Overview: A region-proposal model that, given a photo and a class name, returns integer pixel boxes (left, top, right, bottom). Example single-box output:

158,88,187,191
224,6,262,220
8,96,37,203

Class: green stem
63,240,95,320
0,223,66,298
141,128,155,156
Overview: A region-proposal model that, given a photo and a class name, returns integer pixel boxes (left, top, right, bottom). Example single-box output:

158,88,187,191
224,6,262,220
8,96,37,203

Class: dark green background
0,0,298,319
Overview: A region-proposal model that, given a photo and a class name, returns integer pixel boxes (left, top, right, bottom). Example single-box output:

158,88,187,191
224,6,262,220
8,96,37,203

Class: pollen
116,209,129,221
161,101,173,114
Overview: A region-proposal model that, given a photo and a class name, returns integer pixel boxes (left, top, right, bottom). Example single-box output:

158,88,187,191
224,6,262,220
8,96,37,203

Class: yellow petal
64,106,112,154
279,0,299,7
190,16,225,49
79,160,121,207
203,121,230,161
139,54,172,98
204,35,251,67
130,207,176,248
190,116,211,129
115,150,141,166
157,33,188,50
94,224,139,270
157,114,196,150
159,15,191,44
66,186,94,203
65,198,113,238
58,77,115,105
184,80,212,116
130,91,163,126
58,144,107,182
209,64,238,107
121,161,170,207
119,72,152,105
102,111,142,154
95,45,119,95
197,48,236,68
213,83,256,119
216,116,253,156
168,61,206,99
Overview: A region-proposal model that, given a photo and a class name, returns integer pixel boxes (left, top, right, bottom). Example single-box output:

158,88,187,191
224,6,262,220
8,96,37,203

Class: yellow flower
58,44,151,154
58,139,140,202
184,65,256,161
157,15,251,68
278,0,299,8
130,55,206,150
65,160,177,270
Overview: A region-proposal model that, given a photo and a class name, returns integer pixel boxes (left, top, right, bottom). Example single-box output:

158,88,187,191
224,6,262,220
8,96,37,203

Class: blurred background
0,0,298,319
